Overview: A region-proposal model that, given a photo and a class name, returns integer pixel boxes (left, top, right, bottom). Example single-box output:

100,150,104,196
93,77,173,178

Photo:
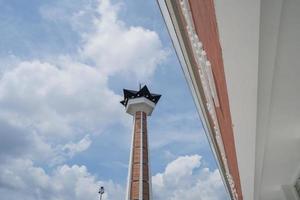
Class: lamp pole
99,186,104,200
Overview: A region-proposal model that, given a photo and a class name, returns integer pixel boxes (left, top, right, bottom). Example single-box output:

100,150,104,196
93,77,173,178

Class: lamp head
99,186,104,194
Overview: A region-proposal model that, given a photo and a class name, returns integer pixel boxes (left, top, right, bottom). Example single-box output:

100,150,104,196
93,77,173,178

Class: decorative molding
179,0,238,199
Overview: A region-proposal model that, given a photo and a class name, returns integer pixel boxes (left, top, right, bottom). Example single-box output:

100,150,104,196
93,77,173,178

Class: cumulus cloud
0,0,167,162
0,159,124,200
0,119,34,158
0,117,55,164
0,58,125,164
62,135,92,158
0,155,225,200
152,155,228,200
40,0,168,80
0,0,168,199
80,0,168,80
0,59,123,138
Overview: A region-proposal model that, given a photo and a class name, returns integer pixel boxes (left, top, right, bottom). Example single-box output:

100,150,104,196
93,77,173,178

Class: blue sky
0,0,228,199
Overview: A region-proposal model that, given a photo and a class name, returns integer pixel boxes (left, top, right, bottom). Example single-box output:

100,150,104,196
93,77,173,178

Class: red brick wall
174,0,243,199
129,111,150,200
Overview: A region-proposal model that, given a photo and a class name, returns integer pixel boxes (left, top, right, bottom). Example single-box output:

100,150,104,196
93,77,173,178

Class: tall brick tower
120,85,161,200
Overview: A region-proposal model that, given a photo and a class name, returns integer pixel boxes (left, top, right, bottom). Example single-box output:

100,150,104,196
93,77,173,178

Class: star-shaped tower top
120,85,161,107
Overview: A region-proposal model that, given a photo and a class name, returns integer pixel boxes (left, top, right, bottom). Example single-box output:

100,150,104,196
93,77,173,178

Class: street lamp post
99,186,104,200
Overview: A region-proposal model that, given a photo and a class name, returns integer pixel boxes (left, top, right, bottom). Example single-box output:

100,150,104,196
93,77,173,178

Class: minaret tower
120,85,161,200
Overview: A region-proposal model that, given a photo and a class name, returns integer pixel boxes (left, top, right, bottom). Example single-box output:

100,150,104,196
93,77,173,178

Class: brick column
129,111,150,200
121,86,160,200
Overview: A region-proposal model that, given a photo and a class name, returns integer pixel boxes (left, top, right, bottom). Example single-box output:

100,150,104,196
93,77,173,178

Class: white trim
126,113,136,200
126,97,155,116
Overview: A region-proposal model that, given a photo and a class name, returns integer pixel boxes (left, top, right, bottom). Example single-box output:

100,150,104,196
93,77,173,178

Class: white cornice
125,97,156,116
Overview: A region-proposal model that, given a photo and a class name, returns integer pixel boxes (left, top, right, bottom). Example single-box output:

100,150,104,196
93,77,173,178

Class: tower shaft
127,111,151,200
121,85,160,200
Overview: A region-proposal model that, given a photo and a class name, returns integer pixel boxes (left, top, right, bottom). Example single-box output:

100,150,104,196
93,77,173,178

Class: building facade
158,0,300,200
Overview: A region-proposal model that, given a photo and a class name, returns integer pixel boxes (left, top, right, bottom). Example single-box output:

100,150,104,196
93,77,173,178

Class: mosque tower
120,85,161,200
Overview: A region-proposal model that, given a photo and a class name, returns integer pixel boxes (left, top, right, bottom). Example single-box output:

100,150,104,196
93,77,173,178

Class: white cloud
0,0,169,198
62,135,92,158
80,0,168,80
0,155,226,200
40,0,168,80
0,117,55,163
0,59,125,163
0,0,167,162
0,58,123,135
152,155,228,200
0,158,125,200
